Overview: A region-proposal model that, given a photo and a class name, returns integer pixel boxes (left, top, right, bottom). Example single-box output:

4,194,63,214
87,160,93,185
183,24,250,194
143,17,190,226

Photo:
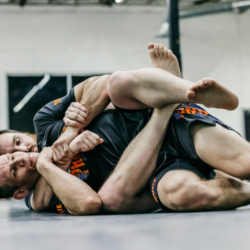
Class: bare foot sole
186,78,239,111
148,43,182,78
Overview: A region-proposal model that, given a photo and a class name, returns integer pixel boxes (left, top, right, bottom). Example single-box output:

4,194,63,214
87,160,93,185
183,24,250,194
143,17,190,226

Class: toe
186,90,196,100
168,49,173,58
148,43,154,50
159,45,164,58
163,47,169,58
154,44,160,57
190,83,198,92
202,77,213,83
202,80,211,88
148,43,156,58
192,81,202,91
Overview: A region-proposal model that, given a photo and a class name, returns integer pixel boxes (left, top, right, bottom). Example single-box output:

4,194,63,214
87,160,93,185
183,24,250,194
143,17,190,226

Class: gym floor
1,199,250,250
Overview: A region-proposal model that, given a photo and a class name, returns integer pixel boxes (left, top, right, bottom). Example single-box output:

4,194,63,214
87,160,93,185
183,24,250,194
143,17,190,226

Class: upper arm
72,75,111,128
74,75,110,103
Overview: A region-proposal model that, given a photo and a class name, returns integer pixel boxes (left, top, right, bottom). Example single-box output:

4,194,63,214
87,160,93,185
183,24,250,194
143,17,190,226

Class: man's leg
190,122,250,180
157,170,250,211
98,104,177,213
107,44,238,111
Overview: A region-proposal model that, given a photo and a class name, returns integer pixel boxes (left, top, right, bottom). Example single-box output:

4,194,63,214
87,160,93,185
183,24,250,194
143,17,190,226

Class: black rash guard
25,89,239,214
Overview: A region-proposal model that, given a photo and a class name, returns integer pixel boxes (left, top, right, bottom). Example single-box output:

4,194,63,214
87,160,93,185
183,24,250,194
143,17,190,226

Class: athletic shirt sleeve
33,88,76,152
25,88,76,214
24,190,69,214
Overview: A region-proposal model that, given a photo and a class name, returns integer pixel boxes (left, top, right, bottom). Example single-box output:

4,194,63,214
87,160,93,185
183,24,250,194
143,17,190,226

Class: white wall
181,10,250,135
0,5,167,129
0,5,249,136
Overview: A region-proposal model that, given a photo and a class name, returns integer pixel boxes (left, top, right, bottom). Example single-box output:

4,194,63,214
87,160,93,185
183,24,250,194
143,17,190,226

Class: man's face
0,133,38,155
0,152,40,197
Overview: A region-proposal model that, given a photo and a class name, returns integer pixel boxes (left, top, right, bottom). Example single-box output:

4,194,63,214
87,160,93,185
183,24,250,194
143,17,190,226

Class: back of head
0,129,19,198
0,185,18,199
0,129,19,136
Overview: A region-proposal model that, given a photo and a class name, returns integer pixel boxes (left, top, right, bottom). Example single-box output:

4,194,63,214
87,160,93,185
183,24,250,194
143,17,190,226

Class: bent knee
158,171,212,211
108,71,135,102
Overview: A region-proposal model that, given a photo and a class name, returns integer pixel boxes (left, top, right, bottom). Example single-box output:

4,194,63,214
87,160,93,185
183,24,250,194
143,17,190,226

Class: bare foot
148,43,182,78
186,78,239,111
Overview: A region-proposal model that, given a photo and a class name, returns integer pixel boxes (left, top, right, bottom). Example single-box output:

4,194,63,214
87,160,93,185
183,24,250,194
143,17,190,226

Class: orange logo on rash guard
54,98,62,106
70,155,85,171
151,178,158,202
175,107,209,118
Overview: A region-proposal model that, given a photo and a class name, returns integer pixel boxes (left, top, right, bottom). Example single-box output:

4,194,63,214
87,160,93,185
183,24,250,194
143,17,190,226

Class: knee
107,71,135,100
158,172,211,211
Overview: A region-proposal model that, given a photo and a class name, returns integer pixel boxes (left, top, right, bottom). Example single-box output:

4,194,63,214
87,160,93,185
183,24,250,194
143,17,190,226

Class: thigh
107,71,149,110
190,122,250,179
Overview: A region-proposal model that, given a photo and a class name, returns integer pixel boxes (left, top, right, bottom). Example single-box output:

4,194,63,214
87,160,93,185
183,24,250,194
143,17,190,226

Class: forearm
30,176,54,211
74,75,111,130
60,75,111,145
30,162,70,211
38,162,101,215
99,105,177,199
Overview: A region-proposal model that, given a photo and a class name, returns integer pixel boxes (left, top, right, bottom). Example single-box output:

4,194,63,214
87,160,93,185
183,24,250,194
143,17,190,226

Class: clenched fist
69,130,104,154
63,102,89,128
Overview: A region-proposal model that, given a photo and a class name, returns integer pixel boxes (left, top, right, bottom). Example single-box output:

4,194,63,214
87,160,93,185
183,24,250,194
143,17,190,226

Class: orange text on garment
175,107,209,118
56,204,65,214
151,178,158,202
70,155,86,170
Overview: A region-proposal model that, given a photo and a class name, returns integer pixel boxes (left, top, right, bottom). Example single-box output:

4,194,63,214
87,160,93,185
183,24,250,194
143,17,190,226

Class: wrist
60,126,79,145
65,126,79,137
37,160,53,175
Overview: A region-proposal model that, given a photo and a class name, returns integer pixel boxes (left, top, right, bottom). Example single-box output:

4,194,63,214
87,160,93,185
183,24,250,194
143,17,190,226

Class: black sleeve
33,88,76,152
24,191,34,210
24,191,69,214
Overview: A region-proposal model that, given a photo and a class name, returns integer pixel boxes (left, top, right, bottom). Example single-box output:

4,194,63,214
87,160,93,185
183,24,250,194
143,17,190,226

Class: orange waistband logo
151,178,158,202
175,107,209,118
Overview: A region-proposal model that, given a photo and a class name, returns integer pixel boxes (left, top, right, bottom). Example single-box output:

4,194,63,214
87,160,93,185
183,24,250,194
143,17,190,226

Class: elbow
70,196,102,216
98,182,126,214
84,196,102,215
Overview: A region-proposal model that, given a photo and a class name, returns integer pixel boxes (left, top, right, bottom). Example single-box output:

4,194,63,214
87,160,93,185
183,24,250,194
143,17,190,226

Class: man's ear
13,189,29,200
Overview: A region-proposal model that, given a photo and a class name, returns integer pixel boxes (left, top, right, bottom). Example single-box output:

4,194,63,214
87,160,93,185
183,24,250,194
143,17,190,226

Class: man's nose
16,145,29,152
14,156,25,167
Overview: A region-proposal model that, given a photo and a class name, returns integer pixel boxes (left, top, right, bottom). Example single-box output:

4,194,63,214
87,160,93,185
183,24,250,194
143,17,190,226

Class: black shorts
149,103,239,212
150,158,216,212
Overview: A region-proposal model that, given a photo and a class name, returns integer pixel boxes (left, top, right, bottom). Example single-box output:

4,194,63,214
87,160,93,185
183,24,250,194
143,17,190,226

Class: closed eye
16,137,20,146
13,167,17,176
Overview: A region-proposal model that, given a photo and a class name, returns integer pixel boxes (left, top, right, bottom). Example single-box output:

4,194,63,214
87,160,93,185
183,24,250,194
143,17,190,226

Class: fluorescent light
13,73,50,113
